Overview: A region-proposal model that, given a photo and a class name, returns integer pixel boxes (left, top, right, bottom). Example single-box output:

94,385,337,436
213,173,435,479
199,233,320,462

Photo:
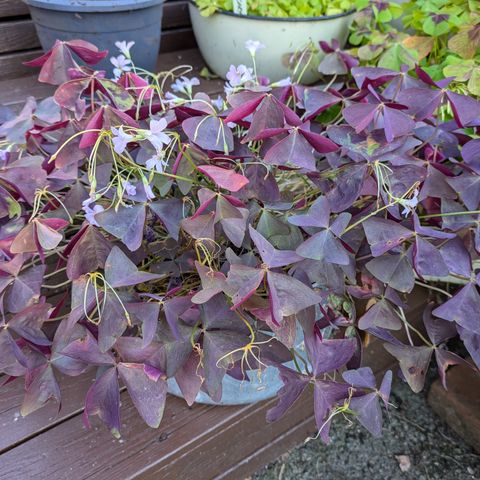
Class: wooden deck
0,35,430,479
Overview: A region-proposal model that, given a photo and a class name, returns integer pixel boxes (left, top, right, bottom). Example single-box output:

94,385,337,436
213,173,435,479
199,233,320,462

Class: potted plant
349,0,480,96
189,0,357,83
0,37,478,442
23,0,166,73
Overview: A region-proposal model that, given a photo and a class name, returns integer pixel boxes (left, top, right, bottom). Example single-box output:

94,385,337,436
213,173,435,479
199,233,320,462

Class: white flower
110,54,132,79
171,76,200,96
226,64,253,87
399,189,419,217
142,180,155,200
245,40,265,56
146,152,169,173
212,95,224,111
146,118,171,151
122,179,137,197
115,41,135,58
272,76,292,87
164,91,183,107
111,126,134,154
82,199,104,227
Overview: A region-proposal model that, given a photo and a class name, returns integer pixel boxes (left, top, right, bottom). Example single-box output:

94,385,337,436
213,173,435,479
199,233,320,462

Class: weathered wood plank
163,0,191,29
0,19,38,54
160,27,197,53
0,0,29,18
0,49,41,80
0,372,94,453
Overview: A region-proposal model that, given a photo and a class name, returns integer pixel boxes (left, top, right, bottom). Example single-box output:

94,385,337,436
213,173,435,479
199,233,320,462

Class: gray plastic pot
189,1,355,84
24,0,165,73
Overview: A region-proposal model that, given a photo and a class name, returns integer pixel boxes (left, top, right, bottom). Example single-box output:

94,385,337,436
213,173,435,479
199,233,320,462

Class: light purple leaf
267,270,320,324
366,253,415,293
84,367,121,437
21,364,60,416
249,226,302,268
358,298,402,330
342,366,376,389
225,264,265,309
95,204,146,251
118,363,167,428
384,343,432,392
432,283,480,334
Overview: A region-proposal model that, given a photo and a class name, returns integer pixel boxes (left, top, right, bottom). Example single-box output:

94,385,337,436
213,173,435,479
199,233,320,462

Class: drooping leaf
118,363,167,428
83,367,121,438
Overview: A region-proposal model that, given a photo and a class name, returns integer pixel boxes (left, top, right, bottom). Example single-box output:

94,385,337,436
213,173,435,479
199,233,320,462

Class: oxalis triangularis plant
0,37,479,442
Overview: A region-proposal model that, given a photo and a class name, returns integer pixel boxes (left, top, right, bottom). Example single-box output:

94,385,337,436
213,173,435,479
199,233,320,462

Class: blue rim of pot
24,0,165,13
189,1,355,22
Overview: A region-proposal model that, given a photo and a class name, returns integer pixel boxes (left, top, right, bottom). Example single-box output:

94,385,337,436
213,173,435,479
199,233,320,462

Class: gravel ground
253,375,480,480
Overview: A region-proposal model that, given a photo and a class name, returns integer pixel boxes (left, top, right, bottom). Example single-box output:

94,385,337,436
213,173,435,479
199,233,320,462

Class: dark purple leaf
358,298,402,330
149,198,184,241
363,218,414,257
249,226,302,268
104,246,163,288
266,365,309,422
8,303,51,346
66,226,111,280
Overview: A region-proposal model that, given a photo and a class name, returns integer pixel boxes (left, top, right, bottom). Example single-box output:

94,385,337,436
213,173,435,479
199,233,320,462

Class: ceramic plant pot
24,0,165,73
189,1,355,83
167,325,308,405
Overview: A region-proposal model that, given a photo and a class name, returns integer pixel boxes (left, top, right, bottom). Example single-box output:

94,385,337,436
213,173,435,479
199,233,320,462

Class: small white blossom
225,64,253,87
164,91,183,107
212,95,224,111
272,76,292,87
122,179,137,197
399,189,419,217
146,118,170,151
110,54,132,78
82,200,104,227
245,40,265,56
115,41,135,58
142,180,155,200
111,126,134,154
171,76,200,96
146,152,169,174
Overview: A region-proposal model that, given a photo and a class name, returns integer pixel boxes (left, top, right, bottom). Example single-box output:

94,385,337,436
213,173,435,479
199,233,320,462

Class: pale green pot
189,2,355,84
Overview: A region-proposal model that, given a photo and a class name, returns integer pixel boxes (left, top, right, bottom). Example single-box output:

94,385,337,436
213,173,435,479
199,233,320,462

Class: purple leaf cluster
0,39,479,441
